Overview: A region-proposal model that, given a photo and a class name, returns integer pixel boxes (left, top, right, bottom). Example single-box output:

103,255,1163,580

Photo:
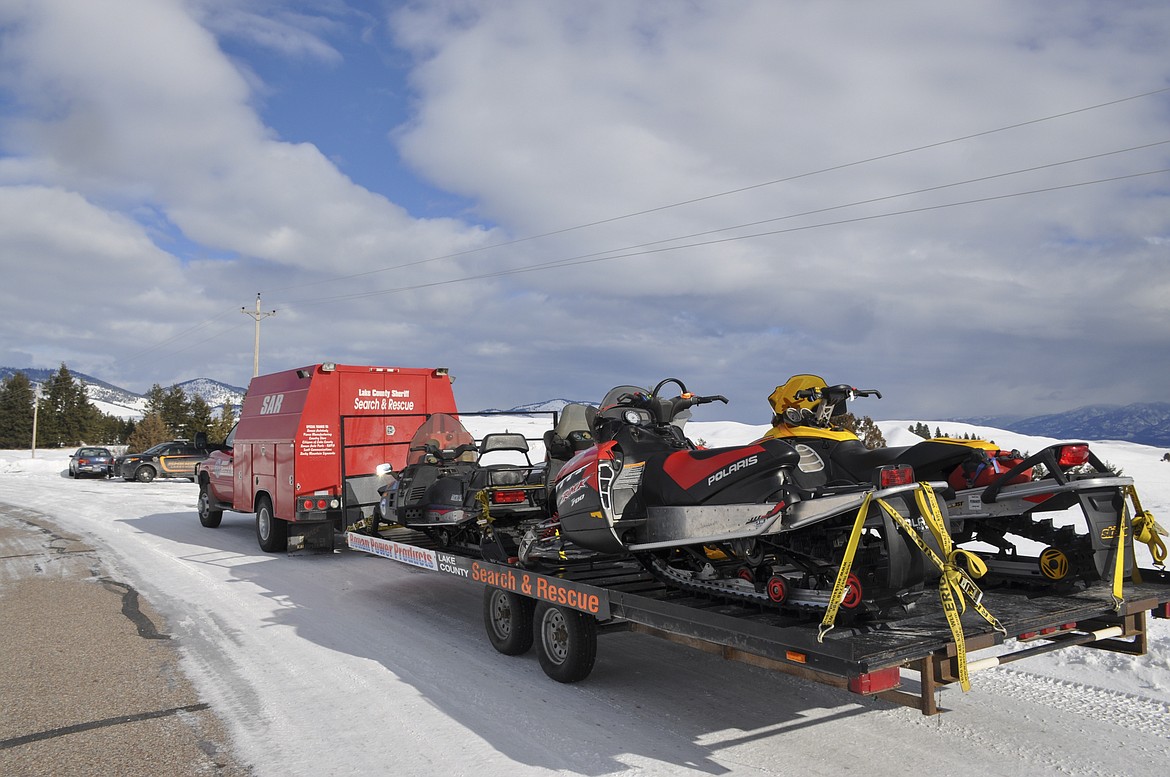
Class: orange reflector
785,650,807,664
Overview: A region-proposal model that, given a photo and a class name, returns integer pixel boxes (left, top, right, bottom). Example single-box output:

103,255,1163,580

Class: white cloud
0,0,1167,421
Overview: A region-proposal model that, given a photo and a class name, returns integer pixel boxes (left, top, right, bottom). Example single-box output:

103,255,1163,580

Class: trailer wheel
483,588,535,656
534,602,597,683
256,496,287,553
197,483,223,528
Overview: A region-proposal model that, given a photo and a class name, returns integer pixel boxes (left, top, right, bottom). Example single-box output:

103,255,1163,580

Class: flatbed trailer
345,528,1170,715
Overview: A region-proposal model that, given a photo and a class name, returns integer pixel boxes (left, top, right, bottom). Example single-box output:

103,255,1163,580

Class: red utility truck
196,362,458,552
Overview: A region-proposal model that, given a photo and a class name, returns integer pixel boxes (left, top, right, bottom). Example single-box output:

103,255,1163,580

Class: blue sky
0,0,1168,423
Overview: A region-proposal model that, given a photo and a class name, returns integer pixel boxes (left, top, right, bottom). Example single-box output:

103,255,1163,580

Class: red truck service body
197,363,458,551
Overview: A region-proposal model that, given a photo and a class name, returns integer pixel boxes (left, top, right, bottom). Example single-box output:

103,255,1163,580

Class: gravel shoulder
0,503,250,777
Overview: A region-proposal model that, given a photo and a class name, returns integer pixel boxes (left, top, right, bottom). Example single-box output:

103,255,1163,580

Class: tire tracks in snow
895,666,1170,777
979,666,1170,739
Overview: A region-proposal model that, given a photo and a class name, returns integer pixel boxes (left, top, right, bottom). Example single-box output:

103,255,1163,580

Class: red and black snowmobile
760,375,1158,589
526,378,955,619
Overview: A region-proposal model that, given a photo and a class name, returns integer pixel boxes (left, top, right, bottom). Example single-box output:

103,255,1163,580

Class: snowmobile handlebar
794,385,883,402
614,387,729,425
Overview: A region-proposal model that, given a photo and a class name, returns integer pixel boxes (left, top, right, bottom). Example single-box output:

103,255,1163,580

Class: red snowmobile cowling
642,442,800,507
554,443,616,553
555,437,801,555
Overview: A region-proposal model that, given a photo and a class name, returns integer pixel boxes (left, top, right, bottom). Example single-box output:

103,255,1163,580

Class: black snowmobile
760,374,1151,589
380,413,548,559
528,378,956,619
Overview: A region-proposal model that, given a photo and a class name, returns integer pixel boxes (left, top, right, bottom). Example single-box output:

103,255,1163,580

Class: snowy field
2,418,1169,776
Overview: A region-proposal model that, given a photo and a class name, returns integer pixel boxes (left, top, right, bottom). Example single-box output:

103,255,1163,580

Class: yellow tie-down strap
819,483,1005,692
1117,484,1166,597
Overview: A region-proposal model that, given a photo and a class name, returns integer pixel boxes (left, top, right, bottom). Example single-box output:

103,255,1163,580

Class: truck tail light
491,490,528,505
875,465,914,488
1057,444,1090,468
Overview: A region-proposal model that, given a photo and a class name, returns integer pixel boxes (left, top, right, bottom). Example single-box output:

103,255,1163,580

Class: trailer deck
345,529,1169,714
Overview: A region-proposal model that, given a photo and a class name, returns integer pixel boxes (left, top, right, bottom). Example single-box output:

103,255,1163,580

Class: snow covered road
2,432,1169,776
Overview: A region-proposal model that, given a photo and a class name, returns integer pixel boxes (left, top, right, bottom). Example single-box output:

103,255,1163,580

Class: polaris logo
707,454,759,486
260,394,285,415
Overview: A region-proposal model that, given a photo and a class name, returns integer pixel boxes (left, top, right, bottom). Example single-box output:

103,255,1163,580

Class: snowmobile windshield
768,374,828,414
553,403,597,439
599,385,649,412
407,413,476,465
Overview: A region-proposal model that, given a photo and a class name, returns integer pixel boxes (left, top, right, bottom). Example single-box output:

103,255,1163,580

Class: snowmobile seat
824,439,904,483
889,440,980,482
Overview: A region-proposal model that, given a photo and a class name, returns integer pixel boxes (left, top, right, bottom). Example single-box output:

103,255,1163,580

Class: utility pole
242,293,276,377
30,383,41,458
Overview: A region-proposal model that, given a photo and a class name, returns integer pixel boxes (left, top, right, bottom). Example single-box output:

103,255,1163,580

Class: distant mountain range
483,399,592,414
953,402,1170,448
0,367,246,420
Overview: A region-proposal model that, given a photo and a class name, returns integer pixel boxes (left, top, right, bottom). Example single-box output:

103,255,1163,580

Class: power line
459,139,1170,275
117,310,236,367
271,167,1170,308
116,87,1170,365
261,85,1170,295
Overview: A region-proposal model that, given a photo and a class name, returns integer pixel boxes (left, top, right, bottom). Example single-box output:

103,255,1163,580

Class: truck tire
483,588,535,656
134,465,156,483
256,496,287,553
198,483,223,528
534,601,597,683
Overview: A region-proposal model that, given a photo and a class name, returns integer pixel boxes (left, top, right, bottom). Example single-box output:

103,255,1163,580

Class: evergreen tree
160,385,192,437
0,372,36,448
126,413,170,453
36,364,96,447
187,395,213,439
144,384,167,416
88,411,133,445
208,401,236,444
